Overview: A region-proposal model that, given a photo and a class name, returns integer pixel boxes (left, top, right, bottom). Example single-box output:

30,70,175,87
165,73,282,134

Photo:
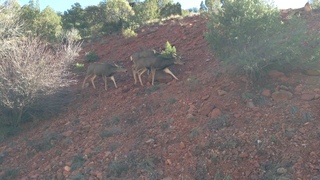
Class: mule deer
131,51,184,86
130,49,158,84
82,63,127,90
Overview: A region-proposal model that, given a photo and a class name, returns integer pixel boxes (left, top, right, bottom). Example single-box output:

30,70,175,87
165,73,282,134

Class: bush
160,41,177,58
0,5,82,127
205,0,320,80
84,51,99,62
122,28,137,38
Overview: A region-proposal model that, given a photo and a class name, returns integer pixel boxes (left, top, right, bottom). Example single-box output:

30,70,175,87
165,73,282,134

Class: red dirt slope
0,14,319,179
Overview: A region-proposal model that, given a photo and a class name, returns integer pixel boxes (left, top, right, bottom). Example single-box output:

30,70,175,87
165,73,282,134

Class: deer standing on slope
131,50,184,86
82,63,127,90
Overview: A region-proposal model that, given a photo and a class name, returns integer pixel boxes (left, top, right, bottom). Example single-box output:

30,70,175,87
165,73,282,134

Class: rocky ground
0,12,319,180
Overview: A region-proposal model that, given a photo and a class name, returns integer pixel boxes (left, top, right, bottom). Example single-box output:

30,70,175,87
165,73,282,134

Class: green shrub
205,0,320,80
122,28,137,38
72,63,85,73
84,51,99,62
160,41,177,58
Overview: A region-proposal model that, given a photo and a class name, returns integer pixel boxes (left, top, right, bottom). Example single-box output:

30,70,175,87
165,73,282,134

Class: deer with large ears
131,49,184,86
82,62,127,90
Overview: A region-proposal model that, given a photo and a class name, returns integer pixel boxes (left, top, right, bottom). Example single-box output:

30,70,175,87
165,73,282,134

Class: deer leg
137,68,148,86
102,76,107,90
163,68,179,80
132,65,137,84
82,75,90,89
90,75,97,89
110,76,117,88
151,68,156,85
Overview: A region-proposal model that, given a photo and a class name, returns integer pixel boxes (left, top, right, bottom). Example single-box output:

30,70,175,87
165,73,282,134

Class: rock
64,166,71,172
239,152,249,158
268,70,285,78
301,93,315,101
277,85,289,91
261,89,271,97
146,139,154,144
294,84,304,94
180,142,186,149
186,113,195,120
271,90,293,102
276,167,287,174
199,103,215,116
62,130,72,137
305,69,320,76
217,89,227,96
209,108,222,118
188,104,197,114
201,95,210,100
246,101,255,108
234,113,241,118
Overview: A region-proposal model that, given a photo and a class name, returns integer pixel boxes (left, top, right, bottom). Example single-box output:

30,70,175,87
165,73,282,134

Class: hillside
0,14,320,179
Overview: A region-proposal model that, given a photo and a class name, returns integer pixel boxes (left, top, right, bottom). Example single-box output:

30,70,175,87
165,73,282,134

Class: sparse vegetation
84,51,99,62
205,0,320,81
1,168,19,180
27,132,61,152
122,28,137,38
189,127,200,140
71,154,86,171
160,41,177,58
107,160,129,178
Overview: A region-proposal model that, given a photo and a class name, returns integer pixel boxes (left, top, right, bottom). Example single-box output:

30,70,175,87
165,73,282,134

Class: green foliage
122,27,137,38
19,4,62,42
71,155,86,171
2,168,19,180
34,6,62,42
311,0,320,9
103,0,134,23
107,160,129,177
84,51,99,62
61,3,89,37
205,0,320,80
72,63,85,73
160,2,182,18
160,41,176,58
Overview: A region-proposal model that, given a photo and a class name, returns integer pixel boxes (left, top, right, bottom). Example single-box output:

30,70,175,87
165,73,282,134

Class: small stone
305,69,320,76
272,90,293,102
277,167,287,174
246,101,255,108
146,139,154,144
217,89,227,96
201,95,210,100
180,142,185,149
301,93,315,101
209,108,222,118
268,70,285,78
62,130,72,137
261,89,271,97
64,166,71,172
186,113,195,120
239,152,249,158
234,113,241,118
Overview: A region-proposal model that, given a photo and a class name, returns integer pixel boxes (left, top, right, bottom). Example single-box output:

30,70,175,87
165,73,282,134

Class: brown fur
82,63,127,90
